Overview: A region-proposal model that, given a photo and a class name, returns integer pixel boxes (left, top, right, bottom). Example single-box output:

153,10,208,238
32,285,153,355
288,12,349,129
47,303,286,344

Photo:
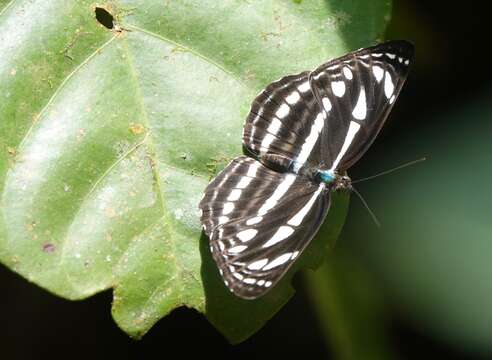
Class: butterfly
199,40,414,299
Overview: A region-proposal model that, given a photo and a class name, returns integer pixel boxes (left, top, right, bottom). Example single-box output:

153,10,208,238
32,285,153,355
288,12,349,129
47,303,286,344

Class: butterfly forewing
200,156,330,299
242,71,326,172
309,40,414,172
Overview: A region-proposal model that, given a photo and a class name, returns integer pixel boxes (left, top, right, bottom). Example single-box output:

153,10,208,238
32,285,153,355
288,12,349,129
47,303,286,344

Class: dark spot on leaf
95,7,114,30
129,123,145,135
7,146,16,156
293,0,303,3
42,243,56,253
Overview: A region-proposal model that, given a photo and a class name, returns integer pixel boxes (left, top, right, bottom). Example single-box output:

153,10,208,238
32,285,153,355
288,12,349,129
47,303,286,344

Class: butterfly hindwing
200,156,330,299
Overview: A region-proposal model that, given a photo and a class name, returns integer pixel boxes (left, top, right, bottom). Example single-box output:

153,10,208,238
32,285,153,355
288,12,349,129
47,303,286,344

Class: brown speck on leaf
105,207,116,218
42,243,56,253
77,128,86,141
243,69,256,82
26,221,36,232
171,45,187,54
260,31,280,41
7,146,16,156
129,123,145,135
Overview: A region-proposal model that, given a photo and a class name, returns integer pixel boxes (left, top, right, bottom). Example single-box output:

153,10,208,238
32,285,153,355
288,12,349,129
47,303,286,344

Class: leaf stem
305,252,395,360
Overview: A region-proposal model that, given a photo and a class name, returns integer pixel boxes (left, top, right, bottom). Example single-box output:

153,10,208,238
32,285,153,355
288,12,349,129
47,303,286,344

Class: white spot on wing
229,245,247,254
372,66,384,82
275,103,290,119
233,272,244,280
260,133,276,151
227,189,242,201
243,278,256,284
294,113,324,169
257,280,265,286
258,174,296,216
287,184,324,227
237,229,258,242
263,252,293,270
218,216,229,225
343,67,353,79
246,162,259,177
286,91,301,104
247,258,269,270
298,81,310,93
331,81,346,97
322,97,332,112
386,53,396,59
384,71,394,99
246,216,263,225
352,88,367,120
330,120,361,170
222,202,234,215
263,226,294,248
264,281,272,287
237,176,252,189
267,118,282,135
291,251,300,259
404,59,410,65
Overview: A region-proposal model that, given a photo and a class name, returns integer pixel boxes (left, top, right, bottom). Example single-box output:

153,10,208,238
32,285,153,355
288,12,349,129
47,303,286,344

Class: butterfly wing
199,156,330,299
309,40,414,172
242,71,326,172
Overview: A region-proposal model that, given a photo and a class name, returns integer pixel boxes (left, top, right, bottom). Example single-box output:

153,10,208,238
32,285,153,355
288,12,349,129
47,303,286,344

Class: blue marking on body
318,169,336,184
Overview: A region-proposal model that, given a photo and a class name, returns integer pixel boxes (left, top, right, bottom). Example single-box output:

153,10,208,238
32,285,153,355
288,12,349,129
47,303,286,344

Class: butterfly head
334,174,352,191
317,169,352,191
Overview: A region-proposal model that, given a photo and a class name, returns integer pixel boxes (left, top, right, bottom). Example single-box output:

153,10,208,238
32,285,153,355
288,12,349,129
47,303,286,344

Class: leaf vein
125,24,248,89
16,35,118,152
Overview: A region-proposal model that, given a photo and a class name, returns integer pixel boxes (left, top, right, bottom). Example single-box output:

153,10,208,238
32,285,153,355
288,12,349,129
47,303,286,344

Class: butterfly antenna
352,157,426,184
351,186,381,228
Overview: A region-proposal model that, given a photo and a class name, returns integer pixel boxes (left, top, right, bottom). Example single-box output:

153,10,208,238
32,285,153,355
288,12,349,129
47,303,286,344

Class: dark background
2,1,490,359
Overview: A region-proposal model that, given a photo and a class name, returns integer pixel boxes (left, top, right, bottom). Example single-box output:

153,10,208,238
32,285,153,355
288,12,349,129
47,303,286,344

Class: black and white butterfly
199,41,414,299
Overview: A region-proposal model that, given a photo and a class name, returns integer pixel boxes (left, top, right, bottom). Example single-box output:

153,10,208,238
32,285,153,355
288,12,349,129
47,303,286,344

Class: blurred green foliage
342,93,492,353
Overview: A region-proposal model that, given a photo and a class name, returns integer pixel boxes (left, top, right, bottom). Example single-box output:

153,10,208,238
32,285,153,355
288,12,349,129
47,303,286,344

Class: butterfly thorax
317,169,352,191
257,152,351,191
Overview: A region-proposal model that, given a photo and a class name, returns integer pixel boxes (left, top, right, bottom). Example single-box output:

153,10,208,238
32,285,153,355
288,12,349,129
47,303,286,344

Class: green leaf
0,0,390,342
